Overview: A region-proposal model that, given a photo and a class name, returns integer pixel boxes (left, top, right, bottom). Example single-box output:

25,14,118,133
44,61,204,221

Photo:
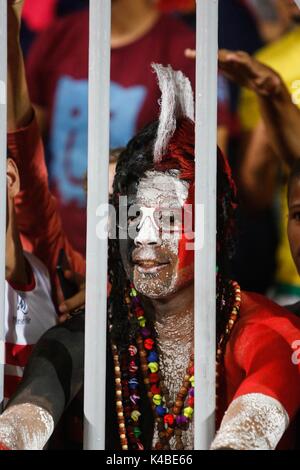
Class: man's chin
133,277,174,299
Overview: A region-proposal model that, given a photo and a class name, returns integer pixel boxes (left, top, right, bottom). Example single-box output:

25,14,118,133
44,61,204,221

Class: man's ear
6,158,20,198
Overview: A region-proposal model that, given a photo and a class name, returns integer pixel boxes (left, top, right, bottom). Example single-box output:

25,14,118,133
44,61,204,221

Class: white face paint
120,170,193,299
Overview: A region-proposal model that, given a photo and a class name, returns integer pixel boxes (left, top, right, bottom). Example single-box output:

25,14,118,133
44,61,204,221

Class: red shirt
7,117,86,302
26,10,230,254
220,291,300,448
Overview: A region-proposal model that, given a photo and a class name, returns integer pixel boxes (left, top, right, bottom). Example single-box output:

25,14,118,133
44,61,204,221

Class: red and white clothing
5,252,57,400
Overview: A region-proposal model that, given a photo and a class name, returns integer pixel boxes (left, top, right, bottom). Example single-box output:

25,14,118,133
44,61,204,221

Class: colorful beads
130,287,138,297
131,410,141,422
153,394,162,405
148,351,158,362
138,316,146,327
150,385,161,395
149,373,159,383
133,427,142,438
128,378,139,389
129,361,138,373
156,406,167,416
148,362,159,373
176,415,189,426
140,327,151,337
187,396,194,407
144,338,154,350
128,345,137,356
164,414,175,427
183,406,194,419
115,278,242,451
130,393,140,405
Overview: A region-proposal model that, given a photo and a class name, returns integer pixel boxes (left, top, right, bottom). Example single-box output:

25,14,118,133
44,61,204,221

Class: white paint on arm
210,393,289,450
0,403,54,450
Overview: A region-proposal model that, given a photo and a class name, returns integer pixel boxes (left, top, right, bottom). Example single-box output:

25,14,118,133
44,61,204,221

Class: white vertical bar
84,0,111,450
194,0,218,450
0,0,7,405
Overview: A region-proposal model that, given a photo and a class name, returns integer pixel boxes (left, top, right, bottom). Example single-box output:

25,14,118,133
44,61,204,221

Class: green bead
130,288,138,297
133,427,142,438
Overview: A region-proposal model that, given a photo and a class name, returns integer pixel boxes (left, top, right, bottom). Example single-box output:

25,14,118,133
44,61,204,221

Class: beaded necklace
112,278,241,450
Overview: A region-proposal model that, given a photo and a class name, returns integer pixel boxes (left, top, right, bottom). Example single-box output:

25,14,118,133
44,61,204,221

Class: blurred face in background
277,0,300,25
288,176,300,274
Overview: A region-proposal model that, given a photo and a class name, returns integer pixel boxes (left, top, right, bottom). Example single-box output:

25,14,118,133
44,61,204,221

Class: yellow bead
131,410,141,422
138,316,146,327
189,375,195,387
148,362,159,373
153,394,162,406
183,406,194,419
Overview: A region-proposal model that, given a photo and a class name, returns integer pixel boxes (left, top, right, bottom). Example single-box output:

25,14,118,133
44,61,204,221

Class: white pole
0,0,7,407
194,0,219,450
84,0,111,450
294,0,300,9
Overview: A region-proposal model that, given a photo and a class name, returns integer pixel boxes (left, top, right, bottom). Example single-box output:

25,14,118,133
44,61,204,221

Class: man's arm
218,49,300,168
7,0,32,131
7,0,85,300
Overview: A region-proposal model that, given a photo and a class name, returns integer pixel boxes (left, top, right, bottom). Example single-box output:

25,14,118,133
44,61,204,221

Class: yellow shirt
240,27,300,131
239,27,300,291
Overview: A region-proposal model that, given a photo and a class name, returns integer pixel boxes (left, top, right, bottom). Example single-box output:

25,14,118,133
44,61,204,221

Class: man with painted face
1,55,300,450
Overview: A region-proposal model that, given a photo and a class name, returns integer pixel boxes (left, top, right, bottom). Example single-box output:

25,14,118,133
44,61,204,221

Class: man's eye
291,211,300,221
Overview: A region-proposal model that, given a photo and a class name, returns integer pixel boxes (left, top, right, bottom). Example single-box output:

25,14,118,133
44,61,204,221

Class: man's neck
111,0,160,48
6,209,28,286
143,283,194,345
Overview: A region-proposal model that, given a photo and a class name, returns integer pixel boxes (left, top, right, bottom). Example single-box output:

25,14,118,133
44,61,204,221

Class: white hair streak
152,63,194,163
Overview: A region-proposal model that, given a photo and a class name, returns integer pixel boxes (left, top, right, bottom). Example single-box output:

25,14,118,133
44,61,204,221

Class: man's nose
134,216,161,247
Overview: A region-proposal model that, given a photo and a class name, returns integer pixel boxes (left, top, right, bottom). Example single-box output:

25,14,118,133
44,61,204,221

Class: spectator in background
238,0,300,304
25,0,230,256
2,0,65,404
246,0,290,43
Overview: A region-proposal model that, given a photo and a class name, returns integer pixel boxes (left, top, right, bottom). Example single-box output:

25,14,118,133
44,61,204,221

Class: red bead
164,414,175,426
135,307,144,318
144,339,154,350
151,385,161,395
149,373,159,384
188,365,194,375
187,396,194,407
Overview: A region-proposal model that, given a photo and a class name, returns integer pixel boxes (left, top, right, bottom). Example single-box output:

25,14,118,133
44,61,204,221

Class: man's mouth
134,260,170,273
